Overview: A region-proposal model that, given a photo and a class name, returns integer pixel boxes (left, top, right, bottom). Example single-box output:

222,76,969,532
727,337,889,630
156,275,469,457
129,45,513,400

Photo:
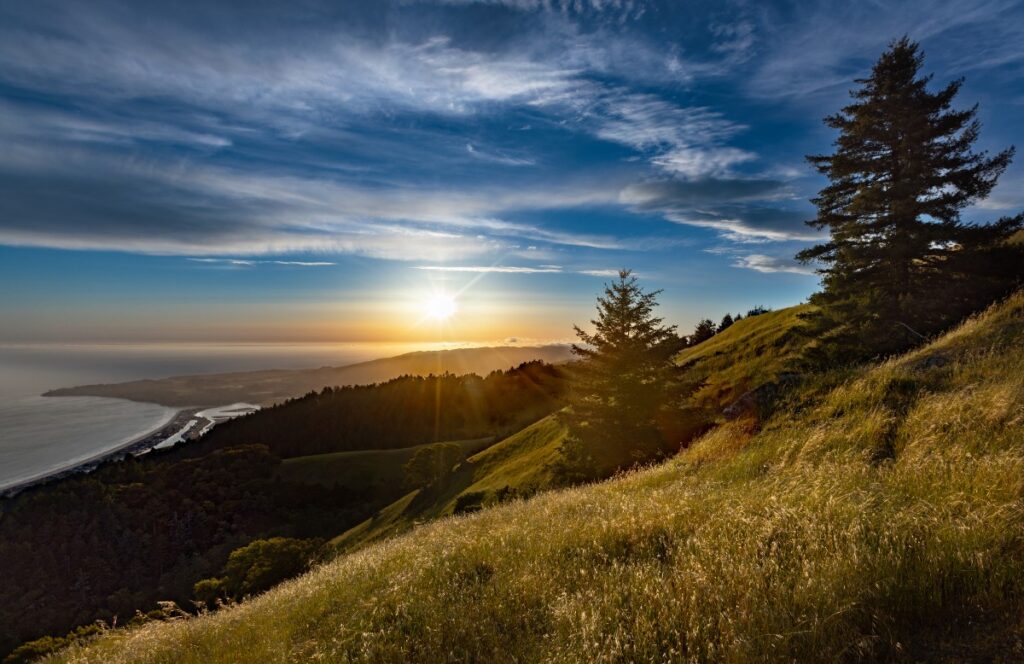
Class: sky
1,0,1022,344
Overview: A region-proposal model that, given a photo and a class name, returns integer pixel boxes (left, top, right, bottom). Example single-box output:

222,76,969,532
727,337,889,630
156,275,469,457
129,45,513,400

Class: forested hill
45,345,573,407
194,361,569,458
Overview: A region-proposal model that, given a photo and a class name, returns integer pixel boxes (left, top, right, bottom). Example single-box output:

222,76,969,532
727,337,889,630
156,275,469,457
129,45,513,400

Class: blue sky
1,0,1022,343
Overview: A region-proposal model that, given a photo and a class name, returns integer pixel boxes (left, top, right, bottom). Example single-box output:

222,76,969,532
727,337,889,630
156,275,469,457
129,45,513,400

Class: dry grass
53,293,1024,663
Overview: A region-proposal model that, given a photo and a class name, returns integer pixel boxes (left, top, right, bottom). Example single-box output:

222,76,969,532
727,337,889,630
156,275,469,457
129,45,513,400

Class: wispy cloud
422,0,649,21
746,0,1024,100
465,143,536,167
188,258,336,267
619,178,819,242
732,253,817,275
414,265,562,273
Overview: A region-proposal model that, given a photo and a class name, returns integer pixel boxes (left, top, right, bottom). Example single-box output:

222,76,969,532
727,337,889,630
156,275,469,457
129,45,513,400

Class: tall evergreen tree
798,37,1022,352
558,270,690,480
718,313,735,333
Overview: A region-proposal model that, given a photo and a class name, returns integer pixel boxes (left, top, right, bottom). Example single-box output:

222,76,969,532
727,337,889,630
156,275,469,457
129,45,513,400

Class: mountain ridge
43,344,574,407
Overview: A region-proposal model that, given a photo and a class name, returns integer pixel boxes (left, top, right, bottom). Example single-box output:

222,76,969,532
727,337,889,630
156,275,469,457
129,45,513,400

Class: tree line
194,361,568,459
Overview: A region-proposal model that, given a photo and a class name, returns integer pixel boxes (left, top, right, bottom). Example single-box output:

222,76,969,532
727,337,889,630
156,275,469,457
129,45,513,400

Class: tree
193,537,322,603
798,37,1022,353
403,443,464,490
689,319,717,346
558,270,692,480
717,313,735,333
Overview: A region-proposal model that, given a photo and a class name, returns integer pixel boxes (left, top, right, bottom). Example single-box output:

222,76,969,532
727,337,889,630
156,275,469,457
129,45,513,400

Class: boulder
723,373,802,421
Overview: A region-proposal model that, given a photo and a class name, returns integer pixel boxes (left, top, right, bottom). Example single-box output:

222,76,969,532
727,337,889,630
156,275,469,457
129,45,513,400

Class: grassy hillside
676,305,812,409
329,414,567,552
276,438,495,492
55,292,1024,662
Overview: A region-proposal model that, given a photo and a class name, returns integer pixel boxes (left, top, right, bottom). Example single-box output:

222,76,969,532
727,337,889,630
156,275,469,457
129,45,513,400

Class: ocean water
0,342,439,490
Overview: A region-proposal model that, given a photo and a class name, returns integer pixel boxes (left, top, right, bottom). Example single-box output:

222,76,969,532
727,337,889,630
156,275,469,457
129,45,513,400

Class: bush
194,538,323,603
403,443,465,490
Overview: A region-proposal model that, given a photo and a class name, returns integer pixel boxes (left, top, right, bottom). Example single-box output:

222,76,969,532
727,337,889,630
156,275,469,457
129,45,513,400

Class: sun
423,292,458,321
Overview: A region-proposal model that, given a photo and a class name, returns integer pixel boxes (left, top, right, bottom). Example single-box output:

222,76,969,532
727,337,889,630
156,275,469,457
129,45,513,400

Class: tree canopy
798,37,1023,353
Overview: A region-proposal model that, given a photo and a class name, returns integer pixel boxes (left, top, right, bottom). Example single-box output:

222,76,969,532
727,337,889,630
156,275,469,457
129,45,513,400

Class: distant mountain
44,345,574,407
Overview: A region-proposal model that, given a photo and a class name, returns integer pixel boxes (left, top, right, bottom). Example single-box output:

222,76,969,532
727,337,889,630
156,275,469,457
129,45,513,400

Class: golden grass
53,293,1024,663
675,305,813,409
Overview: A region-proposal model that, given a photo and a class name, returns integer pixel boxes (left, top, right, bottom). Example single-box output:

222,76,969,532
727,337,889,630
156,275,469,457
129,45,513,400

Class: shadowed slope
328,414,568,553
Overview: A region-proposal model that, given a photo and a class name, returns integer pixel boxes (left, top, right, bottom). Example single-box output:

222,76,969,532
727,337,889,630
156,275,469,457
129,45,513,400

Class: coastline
0,407,188,498
1,402,261,498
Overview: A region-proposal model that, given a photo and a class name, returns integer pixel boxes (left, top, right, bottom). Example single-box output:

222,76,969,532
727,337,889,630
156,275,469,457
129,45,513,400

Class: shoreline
0,407,193,498
1,402,261,499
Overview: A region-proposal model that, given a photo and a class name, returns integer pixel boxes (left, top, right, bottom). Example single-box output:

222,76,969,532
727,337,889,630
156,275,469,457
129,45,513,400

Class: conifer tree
718,313,735,333
689,319,717,346
798,37,1022,352
558,270,690,480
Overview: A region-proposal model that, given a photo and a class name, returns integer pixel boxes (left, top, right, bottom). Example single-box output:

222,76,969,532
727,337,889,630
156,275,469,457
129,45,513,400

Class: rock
915,354,949,371
723,373,802,421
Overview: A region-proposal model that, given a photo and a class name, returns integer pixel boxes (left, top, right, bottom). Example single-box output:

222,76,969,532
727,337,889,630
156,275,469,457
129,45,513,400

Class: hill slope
275,437,495,495
675,305,812,409
55,293,1024,662
45,345,573,407
330,414,568,552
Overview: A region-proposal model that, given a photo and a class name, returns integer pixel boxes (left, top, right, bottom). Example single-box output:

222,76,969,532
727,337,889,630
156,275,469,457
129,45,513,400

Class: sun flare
423,292,458,321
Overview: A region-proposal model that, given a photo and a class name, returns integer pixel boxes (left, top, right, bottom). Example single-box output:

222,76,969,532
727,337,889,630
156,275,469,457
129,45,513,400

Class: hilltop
44,345,574,407
53,292,1024,662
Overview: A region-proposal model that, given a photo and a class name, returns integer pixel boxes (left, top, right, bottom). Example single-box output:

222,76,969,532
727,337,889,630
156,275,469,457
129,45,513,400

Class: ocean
0,342,441,490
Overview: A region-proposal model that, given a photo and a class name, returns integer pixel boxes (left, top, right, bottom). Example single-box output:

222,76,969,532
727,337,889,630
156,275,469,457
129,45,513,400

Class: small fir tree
689,319,717,346
558,270,691,480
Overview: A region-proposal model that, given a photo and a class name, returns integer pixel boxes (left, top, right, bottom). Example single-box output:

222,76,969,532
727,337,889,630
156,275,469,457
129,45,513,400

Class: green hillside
276,437,495,493
676,304,812,409
54,292,1024,662
330,414,568,552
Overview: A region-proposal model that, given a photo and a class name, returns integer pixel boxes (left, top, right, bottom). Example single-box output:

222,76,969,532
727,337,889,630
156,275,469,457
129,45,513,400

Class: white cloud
577,269,622,277
413,265,563,273
0,142,639,259
651,147,756,178
188,258,336,267
465,143,536,166
732,254,817,275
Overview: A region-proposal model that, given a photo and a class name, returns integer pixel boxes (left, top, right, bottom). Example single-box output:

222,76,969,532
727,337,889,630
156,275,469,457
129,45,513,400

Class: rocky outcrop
723,373,802,421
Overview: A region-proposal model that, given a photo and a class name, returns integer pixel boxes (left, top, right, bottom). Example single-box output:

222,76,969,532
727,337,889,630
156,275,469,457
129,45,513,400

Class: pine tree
558,270,690,481
689,319,717,346
718,313,735,333
798,37,1022,353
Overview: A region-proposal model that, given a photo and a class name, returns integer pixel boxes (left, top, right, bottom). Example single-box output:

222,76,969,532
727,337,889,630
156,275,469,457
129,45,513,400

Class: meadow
51,291,1024,663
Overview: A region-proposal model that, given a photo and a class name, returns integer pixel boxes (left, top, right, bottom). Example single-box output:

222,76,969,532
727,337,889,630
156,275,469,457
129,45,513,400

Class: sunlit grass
54,293,1024,663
